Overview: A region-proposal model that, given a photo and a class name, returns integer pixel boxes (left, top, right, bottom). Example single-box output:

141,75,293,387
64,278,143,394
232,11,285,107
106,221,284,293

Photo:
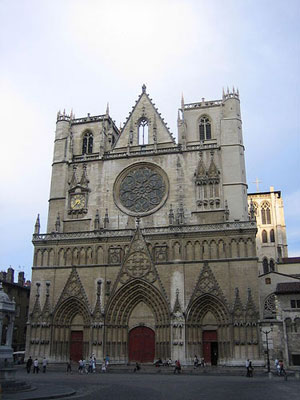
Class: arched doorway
129,326,155,363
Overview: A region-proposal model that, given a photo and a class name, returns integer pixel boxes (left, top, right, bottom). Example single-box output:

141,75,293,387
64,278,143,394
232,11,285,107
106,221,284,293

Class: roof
275,282,300,294
247,191,281,198
280,257,300,264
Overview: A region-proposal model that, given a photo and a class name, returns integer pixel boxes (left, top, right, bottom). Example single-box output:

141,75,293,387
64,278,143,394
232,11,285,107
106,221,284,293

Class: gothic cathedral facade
27,86,263,365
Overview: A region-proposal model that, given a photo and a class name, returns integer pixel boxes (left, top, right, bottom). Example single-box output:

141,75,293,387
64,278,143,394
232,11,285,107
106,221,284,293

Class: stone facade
27,86,263,365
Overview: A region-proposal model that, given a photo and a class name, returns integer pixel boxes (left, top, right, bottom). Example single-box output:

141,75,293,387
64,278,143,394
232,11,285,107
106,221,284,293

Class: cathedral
27,85,263,366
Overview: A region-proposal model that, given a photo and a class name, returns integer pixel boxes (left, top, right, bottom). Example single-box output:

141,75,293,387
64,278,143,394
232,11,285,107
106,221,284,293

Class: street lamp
260,324,273,372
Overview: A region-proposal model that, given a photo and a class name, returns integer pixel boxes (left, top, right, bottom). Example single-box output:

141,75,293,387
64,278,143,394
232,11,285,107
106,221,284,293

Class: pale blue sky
0,0,299,280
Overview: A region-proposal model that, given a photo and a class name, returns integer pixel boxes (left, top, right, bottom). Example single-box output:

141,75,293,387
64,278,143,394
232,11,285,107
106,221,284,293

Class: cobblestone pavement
3,367,300,400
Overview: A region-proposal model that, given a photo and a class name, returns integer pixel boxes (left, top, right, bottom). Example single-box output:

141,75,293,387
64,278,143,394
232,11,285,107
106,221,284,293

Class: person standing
193,355,199,369
33,358,39,374
246,359,250,377
42,357,48,373
26,356,33,373
67,359,72,374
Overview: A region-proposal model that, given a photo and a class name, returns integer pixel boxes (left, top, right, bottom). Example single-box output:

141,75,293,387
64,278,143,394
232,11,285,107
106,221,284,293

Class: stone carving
119,167,165,213
191,261,227,305
55,268,90,311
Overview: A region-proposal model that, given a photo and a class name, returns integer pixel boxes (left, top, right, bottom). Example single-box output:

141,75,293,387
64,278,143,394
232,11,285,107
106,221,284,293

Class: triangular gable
111,226,168,302
54,267,90,311
189,262,227,306
113,85,176,149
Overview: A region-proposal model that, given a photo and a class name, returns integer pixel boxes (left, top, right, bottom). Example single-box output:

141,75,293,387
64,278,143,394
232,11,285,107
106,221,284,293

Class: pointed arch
187,294,229,324
198,115,212,141
106,279,170,326
53,297,91,326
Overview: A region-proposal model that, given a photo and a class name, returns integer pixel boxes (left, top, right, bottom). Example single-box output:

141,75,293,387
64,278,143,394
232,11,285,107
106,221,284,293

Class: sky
0,0,299,281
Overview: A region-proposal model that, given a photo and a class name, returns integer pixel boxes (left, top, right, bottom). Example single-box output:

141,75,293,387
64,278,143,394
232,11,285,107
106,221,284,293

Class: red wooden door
129,327,155,363
203,330,217,364
70,331,83,362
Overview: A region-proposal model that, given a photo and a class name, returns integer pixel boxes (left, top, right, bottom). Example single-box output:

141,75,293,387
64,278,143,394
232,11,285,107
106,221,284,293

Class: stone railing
32,221,256,243
184,99,223,109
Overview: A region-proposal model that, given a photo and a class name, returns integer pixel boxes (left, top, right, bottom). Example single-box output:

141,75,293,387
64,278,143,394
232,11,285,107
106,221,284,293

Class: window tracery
138,118,149,145
82,132,93,154
261,201,271,224
199,116,211,141
263,293,276,319
194,151,220,209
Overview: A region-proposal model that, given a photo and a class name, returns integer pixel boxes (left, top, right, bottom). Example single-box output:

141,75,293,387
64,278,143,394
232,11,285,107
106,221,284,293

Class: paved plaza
3,367,300,400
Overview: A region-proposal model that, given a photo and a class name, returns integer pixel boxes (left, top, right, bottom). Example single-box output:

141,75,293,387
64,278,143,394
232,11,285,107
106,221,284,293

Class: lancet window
82,132,93,154
262,230,268,243
270,229,275,242
138,118,149,145
263,258,269,274
261,201,271,224
199,116,211,141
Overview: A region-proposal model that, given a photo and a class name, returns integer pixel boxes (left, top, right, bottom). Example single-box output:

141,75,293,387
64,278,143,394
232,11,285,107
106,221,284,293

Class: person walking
42,357,48,373
78,359,83,374
248,361,253,377
33,358,39,374
246,359,250,377
26,356,33,373
174,360,181,374
67,359,72,374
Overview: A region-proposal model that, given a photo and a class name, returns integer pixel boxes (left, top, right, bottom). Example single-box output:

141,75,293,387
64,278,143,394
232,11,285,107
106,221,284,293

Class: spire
224,200,230,221
177,203,185,225
55,213,61,233
106,102,110,116
173,288,182,314
69,165,78,188
34,214,40,234
94,209,101,230
103,209,109,229
181,93,184,110
80,163,89,187
249,199,256,221
222,87,225,100
168,204,175,225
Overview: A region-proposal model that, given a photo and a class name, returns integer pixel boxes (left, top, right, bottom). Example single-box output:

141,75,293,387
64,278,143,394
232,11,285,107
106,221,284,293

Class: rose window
114,163,169,216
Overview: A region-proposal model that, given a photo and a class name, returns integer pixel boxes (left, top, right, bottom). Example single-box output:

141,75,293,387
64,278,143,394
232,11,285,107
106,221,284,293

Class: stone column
5,317,14,347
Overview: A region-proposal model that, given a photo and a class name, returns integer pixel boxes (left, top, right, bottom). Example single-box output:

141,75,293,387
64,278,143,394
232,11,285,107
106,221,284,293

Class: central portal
128,326,155,363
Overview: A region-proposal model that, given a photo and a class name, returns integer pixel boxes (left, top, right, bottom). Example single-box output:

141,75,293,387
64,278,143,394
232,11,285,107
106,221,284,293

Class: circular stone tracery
114,163,169,217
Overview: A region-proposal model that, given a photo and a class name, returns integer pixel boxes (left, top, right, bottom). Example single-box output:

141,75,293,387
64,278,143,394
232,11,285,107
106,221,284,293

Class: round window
114,163,169,216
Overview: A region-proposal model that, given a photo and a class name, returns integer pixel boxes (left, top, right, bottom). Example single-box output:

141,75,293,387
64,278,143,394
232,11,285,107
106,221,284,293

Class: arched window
199,116,211,141
261,201,271,225
262,230,268,243
82,132,93,154
269,259,275,272
263,258,269,274
270,229,275,242
138,118,149,145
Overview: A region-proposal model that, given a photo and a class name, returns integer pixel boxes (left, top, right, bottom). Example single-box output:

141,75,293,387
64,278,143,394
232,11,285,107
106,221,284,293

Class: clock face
70,194,86,210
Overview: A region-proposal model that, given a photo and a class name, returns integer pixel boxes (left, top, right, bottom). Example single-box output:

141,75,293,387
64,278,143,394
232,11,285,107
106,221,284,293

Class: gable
113,85,176,150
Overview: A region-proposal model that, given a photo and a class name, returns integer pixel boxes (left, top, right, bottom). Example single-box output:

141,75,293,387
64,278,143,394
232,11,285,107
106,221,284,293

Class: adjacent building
0,268,30,351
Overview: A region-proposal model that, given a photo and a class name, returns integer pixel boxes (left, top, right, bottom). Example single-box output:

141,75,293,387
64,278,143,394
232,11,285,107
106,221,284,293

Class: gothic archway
106,279,170,362
186,294,230,364
51,298,91,362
